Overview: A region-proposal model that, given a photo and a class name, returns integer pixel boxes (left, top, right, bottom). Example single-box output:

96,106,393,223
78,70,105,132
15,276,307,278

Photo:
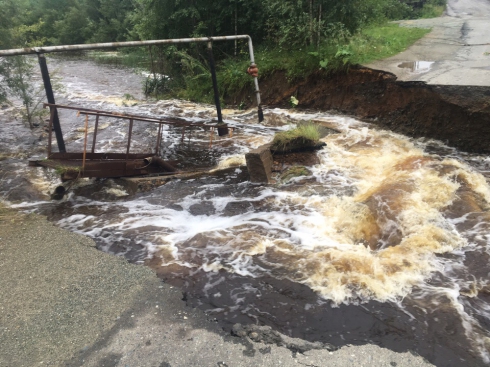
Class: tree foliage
0,0,419,50
0,0,429,106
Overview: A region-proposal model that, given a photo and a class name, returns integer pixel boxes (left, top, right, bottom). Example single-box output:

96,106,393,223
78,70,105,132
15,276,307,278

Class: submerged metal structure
29,103,233,181
0,35,262,180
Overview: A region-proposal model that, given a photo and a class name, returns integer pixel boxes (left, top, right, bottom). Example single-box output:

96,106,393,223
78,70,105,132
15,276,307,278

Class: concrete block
245,143,273,184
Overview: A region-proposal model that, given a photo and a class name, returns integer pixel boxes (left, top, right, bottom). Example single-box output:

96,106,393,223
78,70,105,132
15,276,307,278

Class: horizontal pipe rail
3,34,262,127
0,35,251,56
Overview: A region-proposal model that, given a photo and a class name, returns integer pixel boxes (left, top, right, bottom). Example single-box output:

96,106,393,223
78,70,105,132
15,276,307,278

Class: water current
1,56,490,366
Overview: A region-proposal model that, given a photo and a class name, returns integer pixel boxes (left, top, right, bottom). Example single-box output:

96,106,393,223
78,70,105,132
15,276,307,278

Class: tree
0,5,52,127
1,55,48,128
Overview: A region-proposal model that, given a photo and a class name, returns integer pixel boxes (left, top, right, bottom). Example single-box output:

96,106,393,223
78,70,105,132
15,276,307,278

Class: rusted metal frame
77,110,228,129
44,103,171,125
47,152,151,160
37,53,66,152
31,158,176,179
91,115,100,154
44,103,226,128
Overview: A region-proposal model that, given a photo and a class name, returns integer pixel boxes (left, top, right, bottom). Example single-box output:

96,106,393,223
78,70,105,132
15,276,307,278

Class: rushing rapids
1,57,490,366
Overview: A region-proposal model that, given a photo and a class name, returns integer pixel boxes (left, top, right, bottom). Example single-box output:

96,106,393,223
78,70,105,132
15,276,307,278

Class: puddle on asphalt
398,61,434,73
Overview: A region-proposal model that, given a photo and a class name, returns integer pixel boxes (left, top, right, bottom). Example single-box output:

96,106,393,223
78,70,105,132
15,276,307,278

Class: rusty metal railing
34,103,234,180
44,103,232,155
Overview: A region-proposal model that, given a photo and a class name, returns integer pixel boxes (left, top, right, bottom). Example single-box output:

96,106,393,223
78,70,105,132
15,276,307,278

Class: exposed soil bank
233,66,490,153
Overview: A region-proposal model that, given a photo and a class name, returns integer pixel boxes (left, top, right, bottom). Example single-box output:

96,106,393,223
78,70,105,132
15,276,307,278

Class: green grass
415,0,446,19
214,23,430,99
347,24,431,64
418,4,445,18
271,123,321,152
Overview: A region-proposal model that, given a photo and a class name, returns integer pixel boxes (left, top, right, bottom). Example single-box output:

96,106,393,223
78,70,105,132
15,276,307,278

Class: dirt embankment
232,66,490,153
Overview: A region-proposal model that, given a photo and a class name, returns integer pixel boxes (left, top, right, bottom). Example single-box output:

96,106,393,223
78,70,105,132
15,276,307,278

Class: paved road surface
366,0,490,85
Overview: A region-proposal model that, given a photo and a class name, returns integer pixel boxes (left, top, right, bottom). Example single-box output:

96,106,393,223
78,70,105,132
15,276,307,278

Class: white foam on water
5,58,490,361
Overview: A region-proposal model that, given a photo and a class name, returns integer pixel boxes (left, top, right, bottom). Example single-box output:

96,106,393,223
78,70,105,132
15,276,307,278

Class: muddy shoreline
231,66,490,153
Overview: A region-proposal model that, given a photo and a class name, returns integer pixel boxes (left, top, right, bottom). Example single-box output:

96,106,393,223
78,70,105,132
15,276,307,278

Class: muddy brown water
2,56,490,366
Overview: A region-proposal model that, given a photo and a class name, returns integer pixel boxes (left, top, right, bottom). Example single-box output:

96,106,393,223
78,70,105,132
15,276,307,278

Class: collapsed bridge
0,35,263,180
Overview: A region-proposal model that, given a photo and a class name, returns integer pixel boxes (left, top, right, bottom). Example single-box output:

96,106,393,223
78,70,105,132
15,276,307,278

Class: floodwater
398,61,435,73
2,56,490,366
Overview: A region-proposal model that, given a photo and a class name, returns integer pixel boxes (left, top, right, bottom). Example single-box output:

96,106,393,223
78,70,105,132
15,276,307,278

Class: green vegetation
415,0,447,18
1,56,52,128
54,165,80,176
214,24,430,98
0,0,444,105
271,123,321,153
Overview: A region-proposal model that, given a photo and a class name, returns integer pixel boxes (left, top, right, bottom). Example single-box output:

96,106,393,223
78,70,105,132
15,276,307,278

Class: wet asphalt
366,0,490,86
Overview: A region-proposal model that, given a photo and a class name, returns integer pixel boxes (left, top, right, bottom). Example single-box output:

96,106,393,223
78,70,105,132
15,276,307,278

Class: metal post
37,53,66,152
126,118,134,159
247,38,264,122
207,41,228,136
47,107,55,156
91,114,99,154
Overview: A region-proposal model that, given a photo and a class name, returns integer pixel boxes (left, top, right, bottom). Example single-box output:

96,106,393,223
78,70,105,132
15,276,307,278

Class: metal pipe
0,35,251,56
126,118,134,159
4,36,263,120
82,114,89,171
144,156,178,172
247,38,261,106
47,107,55,156
91,114,99,154
38,53,66,152
207,41,229,136
247,38,263,122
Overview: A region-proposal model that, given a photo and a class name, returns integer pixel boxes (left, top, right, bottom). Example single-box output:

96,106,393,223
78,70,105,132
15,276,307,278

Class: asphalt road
366,0,490,85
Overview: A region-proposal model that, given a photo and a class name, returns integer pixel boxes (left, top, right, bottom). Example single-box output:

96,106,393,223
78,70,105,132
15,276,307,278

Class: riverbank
241,66,490,154
0,205,434,366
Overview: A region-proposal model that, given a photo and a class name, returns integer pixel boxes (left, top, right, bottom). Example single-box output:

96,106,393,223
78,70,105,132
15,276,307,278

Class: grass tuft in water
271,123,321,153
